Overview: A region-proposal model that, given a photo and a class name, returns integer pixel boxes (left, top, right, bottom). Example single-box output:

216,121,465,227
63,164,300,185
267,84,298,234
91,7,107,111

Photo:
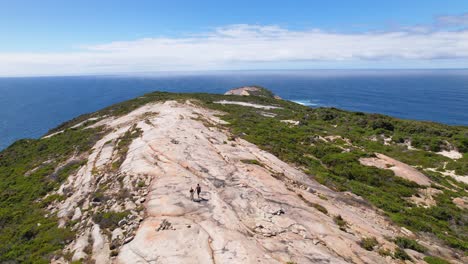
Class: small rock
71,207,82,221
124,201,136,211
123,236,134,244
118,219,128,227
112,228,124,241
401,227,414,237
274,209,285,215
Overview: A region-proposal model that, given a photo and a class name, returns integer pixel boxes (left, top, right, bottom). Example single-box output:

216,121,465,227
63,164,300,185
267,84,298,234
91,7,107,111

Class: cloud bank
436,13,468,27
1,24,468,76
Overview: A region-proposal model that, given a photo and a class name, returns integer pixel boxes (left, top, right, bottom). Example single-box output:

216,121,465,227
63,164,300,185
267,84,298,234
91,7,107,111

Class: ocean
0,70,467,150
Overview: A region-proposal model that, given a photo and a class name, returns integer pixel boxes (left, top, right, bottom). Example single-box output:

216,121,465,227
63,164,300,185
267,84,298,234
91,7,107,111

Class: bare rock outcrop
360,153,432,186
225,86,282,99
48,101,462,263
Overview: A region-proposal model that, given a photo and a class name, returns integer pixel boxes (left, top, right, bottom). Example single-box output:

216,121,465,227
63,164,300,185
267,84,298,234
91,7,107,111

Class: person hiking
189,187,194,201
196,184,202,199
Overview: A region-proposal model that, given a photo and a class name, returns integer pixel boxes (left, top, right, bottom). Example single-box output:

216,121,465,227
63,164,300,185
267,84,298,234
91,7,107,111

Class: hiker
189,187,194,201
196,184,201,199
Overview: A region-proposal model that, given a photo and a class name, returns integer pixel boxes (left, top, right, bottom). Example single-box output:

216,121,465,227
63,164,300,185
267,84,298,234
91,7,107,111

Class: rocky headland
0,88,466,264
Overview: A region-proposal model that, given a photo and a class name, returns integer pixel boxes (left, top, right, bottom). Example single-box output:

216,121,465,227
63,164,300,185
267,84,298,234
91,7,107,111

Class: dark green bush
394,237,427,253
394,248,411,260
92,211,129,230
0,127,102,263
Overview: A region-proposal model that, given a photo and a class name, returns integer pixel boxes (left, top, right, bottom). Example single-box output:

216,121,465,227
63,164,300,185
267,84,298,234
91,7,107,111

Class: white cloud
1,24,468,76
436,13,468,27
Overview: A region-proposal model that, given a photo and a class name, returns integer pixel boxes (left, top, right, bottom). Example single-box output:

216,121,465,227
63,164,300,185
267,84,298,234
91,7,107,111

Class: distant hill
225,85,282,99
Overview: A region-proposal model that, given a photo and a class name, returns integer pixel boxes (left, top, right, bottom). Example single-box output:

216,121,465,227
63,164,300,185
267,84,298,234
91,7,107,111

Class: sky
0,0,468,76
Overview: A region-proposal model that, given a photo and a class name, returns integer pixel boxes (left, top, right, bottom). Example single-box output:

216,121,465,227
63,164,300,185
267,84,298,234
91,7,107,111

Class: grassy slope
1,91,467,262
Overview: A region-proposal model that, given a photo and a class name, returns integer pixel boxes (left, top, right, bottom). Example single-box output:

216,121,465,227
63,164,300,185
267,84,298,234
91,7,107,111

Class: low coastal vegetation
0,127,104,263
424,256,452,264
359,237,379,251
394,236,428,253
92,211,130,230
0,89,466,262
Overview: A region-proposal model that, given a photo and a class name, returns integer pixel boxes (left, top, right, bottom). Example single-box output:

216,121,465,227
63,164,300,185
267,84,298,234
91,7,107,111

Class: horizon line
1,68,468,79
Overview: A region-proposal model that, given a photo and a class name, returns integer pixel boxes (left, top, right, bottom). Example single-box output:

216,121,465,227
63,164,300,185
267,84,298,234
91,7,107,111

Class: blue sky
0,0,467,76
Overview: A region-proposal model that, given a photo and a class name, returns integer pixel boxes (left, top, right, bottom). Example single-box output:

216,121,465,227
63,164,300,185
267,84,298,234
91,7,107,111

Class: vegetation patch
394,236,427,253
393,247,412,261
92,211,130,230
240,159,263,166
111,124,143,171
333,215,348,231
0,127,103,263
377,248,393,258
423,256,451,264
297,193,328,214
360,237,379,251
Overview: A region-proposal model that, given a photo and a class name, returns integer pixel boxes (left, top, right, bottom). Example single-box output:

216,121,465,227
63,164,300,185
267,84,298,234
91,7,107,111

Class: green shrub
377,248,393,257
92,211,130,230
39,193,65,207
0,127,103,263
360,237,378,251
311,203,328,214
137,180,145,188
370,119,394,131
394,247,411,260
394,236,427,253
333,215,347,231
423,256,451,264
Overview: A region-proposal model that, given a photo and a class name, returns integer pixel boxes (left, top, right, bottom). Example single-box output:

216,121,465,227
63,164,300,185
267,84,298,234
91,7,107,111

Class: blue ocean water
0,70,467,150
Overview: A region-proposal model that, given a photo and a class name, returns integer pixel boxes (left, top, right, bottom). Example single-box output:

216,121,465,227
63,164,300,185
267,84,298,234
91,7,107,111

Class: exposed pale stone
91,224,111,264
71,207,82,221
214,100,282,110
112,228,124,241
71,229,90,262
51,101,464,264
453,197,468,210
437,150,463,160
360,153,431,186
